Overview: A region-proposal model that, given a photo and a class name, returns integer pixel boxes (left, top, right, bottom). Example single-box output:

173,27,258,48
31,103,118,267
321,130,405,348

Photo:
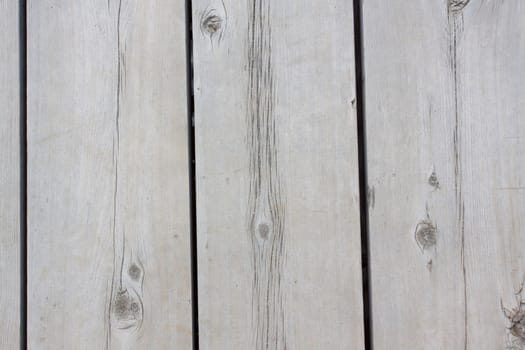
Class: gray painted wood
27,1,192,348
0,1,20,348
193,0,365,348
363,0,525,348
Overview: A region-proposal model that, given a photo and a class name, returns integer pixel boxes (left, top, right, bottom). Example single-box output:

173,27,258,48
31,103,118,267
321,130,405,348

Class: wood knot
200,5,227,46
502,282,525,347
112,288,143,330
448,0,470,14
415,220,437,251
258,223,270,240
202,14,222,34
128,264,141,281
428,170,440,189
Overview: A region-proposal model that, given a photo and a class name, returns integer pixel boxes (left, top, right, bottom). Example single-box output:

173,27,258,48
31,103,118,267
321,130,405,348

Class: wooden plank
363,1,525,348
192,0,364,348
27,1,192,348
0,1,20,348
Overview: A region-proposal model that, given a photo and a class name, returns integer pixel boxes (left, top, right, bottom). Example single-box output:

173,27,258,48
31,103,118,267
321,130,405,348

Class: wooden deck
1,0,524,348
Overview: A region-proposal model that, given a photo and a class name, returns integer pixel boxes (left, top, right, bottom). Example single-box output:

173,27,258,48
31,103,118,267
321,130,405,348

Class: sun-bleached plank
193,0,365,348
28,1,192,347
364,1,525,348
0,1,20,348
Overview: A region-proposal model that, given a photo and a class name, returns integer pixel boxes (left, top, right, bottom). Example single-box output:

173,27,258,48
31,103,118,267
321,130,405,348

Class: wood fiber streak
448,1,468,347
247,0,286,348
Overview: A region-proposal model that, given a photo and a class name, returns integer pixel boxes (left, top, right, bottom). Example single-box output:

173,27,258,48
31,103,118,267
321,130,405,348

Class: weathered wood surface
363,0,525,349
0,1,20,348
28,1,192,348
193,0,365,348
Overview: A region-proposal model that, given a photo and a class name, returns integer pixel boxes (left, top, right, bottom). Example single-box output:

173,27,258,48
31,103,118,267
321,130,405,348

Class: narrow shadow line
184,1,199,349
19,0,28,349
353,0,373,349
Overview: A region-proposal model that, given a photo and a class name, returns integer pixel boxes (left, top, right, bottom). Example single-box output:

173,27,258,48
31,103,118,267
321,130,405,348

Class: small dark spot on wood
428,170,440,189
130,302,139,313
128,264,141,280
351,98,356,108
415,220,437,251
367,186,375,209
258,223,270,239
427,259,433,272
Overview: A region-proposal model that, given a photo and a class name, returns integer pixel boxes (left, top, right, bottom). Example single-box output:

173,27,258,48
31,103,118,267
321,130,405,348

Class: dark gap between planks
19,0,28,348
184,0,199,349
353,0,373,349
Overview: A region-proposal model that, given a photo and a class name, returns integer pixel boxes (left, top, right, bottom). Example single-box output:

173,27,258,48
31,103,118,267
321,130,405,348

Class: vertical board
364,0,525,349
193,0,364,349
0,1,20,348
28,1,192,348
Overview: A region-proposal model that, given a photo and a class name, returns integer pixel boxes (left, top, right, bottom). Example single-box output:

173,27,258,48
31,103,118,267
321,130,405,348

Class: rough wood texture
363,0,525,348
193,0,365,348
0,1,20,348
28,1,192,348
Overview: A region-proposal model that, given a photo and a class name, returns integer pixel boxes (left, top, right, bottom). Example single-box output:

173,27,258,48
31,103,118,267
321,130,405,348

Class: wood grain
193,0,365,348
363,0,525,348
246,1,286,348
28,1,192,348
0,1,20,348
